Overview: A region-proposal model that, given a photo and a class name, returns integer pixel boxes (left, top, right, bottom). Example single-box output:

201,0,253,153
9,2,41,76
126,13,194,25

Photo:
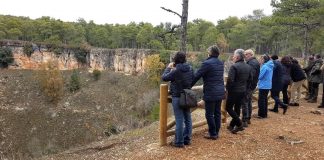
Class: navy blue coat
271,60,284,91
192,56,225,102
162,63,194,97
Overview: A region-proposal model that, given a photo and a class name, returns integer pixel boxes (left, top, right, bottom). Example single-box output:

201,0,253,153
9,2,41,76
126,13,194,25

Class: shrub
0,47,14,68
150,103,160,121
37,60,64,104
69,69,81,92
23,43,34,57
145,54,165,87
74,46,89,64
92,69,101,81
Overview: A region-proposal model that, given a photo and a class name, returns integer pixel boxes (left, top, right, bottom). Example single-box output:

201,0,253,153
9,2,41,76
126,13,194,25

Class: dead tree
161,0,189,54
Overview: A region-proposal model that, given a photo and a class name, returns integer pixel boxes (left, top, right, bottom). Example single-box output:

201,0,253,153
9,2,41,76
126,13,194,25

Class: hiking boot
203,135,218,140
169,142,184,148
269,108,279,113
231,125,244,134
318,105,324,108
308,98,317,103
227,126,234,131
247,119,251,124
282,104,288,115
242,121,248,128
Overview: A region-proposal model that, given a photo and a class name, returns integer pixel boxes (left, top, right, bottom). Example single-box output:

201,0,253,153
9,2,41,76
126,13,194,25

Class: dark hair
262,54,270,63
315,54,321,59
173,51,186,64
207,45,220,57
271,55,278,60
281,56,292,65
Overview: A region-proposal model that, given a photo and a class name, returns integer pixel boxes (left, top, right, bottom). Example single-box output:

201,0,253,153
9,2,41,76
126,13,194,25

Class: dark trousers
226,92,245,127
307,81,313,98
271,90,285,111
205,100,222,137
310,82,320,99
242,89,253,121
258,89,269,118
282,84,289,104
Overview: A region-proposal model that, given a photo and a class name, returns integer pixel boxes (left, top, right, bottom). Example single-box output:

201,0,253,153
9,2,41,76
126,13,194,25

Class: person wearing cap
226,49,252,134
257,54,274,118
192,45,225,140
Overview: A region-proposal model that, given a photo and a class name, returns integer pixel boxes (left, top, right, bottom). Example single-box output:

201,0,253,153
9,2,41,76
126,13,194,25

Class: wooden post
159,84,168,146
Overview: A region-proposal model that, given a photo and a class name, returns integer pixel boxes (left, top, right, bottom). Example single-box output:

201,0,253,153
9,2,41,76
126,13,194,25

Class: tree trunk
303,26,309,60
180,0,189,54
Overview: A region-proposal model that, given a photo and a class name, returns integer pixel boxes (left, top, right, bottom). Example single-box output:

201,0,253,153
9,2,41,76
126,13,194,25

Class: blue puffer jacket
192,56,225,101
258,60,274,89
162,63,194,97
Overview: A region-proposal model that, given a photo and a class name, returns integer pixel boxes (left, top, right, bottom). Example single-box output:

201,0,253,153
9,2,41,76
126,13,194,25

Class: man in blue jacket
192,45,225,140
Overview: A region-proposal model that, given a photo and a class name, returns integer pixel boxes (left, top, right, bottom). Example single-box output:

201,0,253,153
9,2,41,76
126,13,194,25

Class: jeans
258,89,269,118
271,90,285,110
242,89,253,121
205,100,222,137
226,92,245,127
172,97,192,145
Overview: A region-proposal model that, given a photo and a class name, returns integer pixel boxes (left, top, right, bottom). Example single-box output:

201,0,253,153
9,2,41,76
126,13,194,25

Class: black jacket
226,60,252,93
290,63,306,82
271,60,284,91
246,57,260,90
192,56,225,101
162,63,194,97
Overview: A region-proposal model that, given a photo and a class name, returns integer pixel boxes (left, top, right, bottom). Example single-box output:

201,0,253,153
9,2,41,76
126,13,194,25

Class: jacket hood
264,60,274,69
176,63,191,72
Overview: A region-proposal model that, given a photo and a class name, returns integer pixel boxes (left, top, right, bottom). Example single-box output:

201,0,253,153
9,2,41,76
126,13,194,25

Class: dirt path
42,100,324,160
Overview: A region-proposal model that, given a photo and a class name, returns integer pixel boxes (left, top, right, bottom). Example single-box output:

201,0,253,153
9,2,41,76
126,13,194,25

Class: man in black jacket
192,45,225,140
226,49,252,134
241,49,260,127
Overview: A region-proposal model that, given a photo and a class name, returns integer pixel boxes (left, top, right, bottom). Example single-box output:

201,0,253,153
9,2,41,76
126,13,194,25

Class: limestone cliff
4,42,154,74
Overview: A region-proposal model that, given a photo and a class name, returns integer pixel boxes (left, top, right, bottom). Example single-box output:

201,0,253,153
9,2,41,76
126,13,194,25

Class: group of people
161,45,323,148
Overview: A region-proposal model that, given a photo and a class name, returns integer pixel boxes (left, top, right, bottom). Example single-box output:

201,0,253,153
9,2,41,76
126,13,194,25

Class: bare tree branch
161,7,182,18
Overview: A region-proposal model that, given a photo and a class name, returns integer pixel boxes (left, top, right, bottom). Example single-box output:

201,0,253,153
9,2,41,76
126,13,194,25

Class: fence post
159,84,168,146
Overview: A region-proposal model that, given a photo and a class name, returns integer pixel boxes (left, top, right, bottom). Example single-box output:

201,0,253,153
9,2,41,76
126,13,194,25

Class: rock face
8,46,154,74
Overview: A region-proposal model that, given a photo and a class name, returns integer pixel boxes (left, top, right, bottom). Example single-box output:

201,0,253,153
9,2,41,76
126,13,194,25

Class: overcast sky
0,0,273,25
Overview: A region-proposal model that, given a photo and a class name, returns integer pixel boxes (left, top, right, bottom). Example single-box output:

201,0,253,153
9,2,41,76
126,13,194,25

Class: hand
168,62,175,68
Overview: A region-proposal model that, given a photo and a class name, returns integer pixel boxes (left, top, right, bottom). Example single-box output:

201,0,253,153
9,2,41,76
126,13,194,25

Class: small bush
0,47,14,68
74,47,89,64
150,103,160,121
23,43,34,57
92,69,101,81
37,60,64,104
69,69,81,92
145,54,165,87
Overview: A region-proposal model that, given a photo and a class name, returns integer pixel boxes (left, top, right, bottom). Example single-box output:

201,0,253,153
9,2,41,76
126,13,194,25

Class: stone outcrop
4,42,154,74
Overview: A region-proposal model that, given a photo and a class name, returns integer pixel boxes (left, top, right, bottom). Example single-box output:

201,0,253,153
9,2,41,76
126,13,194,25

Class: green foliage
159,50,172,64
73,46,89,64
23,43,33,57
69,69,81,92
36,60,64,104
92,69,101,81
0,47,14,68
150,103,160,121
